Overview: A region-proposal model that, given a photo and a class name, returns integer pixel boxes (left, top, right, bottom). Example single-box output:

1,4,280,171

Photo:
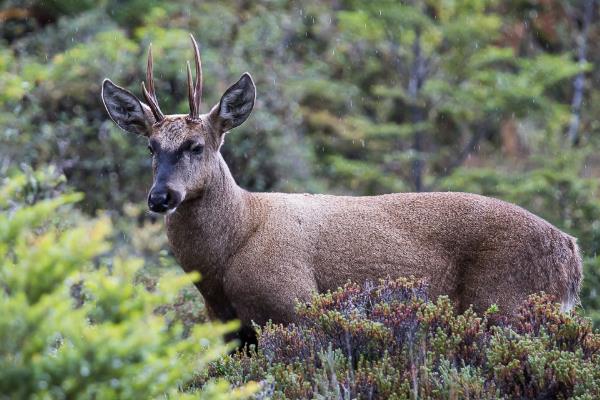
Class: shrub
0,170,257,399
208,279,600,399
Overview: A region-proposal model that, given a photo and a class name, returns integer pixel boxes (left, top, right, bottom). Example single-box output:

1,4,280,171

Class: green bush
0,171,257,399
207,278,600,399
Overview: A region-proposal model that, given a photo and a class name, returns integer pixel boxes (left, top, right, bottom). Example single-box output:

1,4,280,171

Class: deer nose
148,190,171,213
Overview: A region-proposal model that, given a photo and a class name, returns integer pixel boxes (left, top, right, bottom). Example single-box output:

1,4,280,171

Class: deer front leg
194,280,257,347
223,262,318,329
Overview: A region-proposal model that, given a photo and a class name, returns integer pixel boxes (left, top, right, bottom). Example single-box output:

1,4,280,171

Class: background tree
2,0,600,325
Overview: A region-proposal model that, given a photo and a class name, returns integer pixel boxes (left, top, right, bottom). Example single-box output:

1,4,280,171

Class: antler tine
189,34,203,119
146,44,155,95
186,61,195,119
142,43,164,121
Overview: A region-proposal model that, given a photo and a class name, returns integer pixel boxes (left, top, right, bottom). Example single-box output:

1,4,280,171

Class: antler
187,34,203,120
138,36,202,122
141,44,165,122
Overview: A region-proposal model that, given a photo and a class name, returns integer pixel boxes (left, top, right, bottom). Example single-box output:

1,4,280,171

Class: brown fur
165,148,582,330
101,46,583,341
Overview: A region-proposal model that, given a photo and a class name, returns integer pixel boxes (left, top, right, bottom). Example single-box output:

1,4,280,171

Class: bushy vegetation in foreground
206,279,600,399
0,172,256,399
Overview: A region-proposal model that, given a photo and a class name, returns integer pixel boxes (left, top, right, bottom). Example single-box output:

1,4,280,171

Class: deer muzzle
148,186,183,214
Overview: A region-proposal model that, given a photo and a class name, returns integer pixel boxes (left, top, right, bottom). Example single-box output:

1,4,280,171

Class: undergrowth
199,278,600,399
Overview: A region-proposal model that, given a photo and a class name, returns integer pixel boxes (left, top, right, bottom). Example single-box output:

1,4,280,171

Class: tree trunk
407,28,427,192
566,0,594,146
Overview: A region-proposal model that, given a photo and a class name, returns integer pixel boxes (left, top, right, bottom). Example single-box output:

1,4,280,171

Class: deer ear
209,73,255,133
101,79,155,136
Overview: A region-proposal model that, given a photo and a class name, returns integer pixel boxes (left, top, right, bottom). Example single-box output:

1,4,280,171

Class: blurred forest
2,0,600,318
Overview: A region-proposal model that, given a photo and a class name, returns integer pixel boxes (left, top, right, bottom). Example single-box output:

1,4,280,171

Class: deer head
101,35,255,213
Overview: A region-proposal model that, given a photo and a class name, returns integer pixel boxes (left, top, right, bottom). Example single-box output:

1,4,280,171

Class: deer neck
165,154,253,278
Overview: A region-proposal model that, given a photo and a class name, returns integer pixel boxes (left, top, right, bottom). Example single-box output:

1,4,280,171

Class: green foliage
0,172,257,399
307,0,581,194
209,279,600,399
1,0,587,203
3,0,600,394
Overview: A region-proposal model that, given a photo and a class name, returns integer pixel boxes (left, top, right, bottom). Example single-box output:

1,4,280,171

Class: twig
429,123,484,190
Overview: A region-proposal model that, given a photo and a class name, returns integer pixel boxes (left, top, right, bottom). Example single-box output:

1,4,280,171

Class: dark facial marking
148,138,203,157
178,139,204,155
148,138,160,155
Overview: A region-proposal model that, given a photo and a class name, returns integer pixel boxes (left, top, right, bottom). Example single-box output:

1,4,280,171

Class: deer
102,35,582,344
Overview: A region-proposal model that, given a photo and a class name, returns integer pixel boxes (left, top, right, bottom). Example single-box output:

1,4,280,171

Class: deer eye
190,143,204,155
147,145,154,156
